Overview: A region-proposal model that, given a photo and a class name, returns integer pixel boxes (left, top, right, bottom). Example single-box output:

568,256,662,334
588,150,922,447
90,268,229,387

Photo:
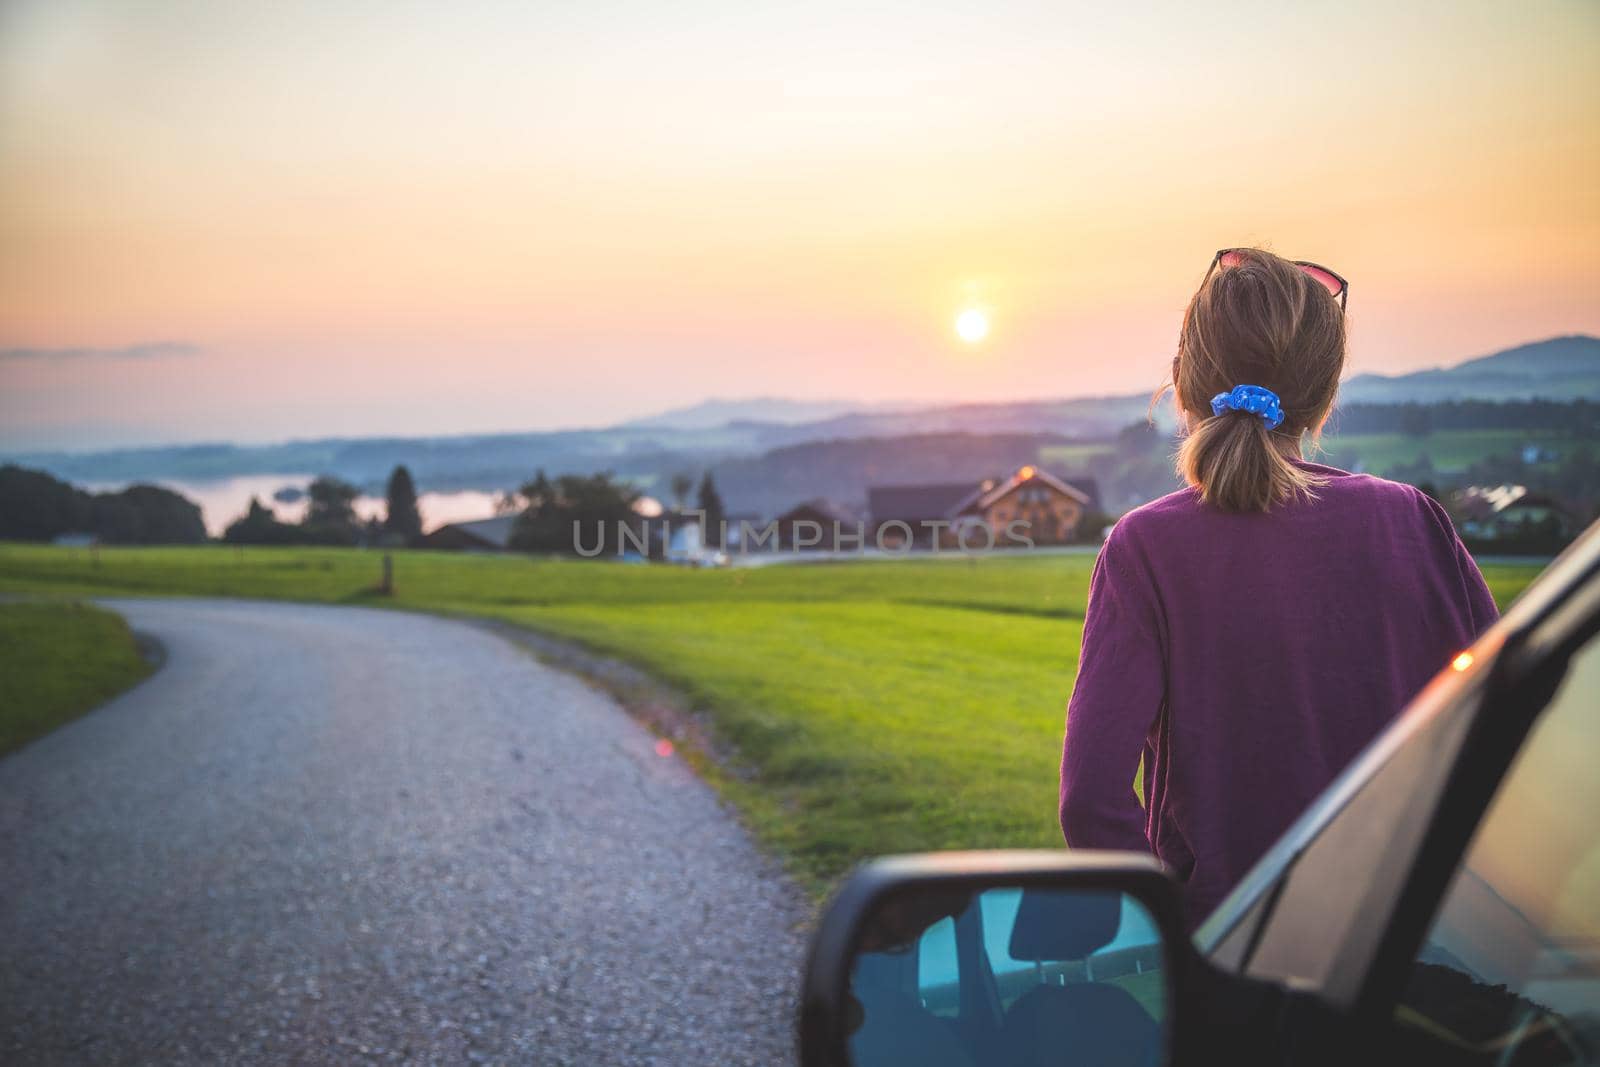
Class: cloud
0,341,202,361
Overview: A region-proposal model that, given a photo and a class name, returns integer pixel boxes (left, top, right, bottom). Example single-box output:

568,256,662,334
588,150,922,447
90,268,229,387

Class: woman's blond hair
1165,248,1346,513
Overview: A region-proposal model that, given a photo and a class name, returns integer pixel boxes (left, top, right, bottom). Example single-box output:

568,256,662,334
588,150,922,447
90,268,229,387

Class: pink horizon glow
2,1,1597,452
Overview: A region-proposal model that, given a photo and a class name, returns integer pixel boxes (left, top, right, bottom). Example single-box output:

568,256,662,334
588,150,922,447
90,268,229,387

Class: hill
619,397,876,430
706,432,1102,518
1,397,1165,494
750,394,1167,447
1340,335,1600,404
6,335,1594,512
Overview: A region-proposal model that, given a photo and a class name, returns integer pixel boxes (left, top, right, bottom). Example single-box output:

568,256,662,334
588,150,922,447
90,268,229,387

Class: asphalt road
0,599,808,1065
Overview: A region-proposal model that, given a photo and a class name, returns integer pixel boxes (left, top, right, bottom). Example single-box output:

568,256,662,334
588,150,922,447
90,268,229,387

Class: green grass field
1039,428,1566,483
1315,428,1567,476
0,600,153,757
0,544,1543,893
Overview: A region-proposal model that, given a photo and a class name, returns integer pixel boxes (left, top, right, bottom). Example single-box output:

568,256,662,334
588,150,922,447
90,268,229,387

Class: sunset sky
2,0,1597,451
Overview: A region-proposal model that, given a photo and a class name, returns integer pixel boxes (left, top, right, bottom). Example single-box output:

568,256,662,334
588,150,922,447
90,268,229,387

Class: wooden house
952,466,1092,546
773,499,861,550
867,466,1094,549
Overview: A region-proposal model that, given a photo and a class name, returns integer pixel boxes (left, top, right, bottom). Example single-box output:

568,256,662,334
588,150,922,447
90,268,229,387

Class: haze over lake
81,475,503,537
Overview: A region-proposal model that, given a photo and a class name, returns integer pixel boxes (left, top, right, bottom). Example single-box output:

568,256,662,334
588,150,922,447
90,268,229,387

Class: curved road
0,599,807,1065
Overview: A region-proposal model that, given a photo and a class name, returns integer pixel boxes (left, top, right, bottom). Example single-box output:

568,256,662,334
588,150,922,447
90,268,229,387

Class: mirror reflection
847,887,1167,1067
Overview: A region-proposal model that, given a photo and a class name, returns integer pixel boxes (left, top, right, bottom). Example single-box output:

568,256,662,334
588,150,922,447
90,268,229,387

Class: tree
224,497,301,545
1073,507,1116,543
90,485,206,544
1115,419,1160,457
696,471,726,547
1386,454,1437,488
1399,404,1433,438
303,476,360,545
523,470,554,512
384,465,423,544
0,465,204,544
509,470,642,555
0,465,91,541
669,472,694,510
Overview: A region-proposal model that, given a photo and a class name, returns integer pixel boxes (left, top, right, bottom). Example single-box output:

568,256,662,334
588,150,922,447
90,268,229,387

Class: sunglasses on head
1205,248,1348,310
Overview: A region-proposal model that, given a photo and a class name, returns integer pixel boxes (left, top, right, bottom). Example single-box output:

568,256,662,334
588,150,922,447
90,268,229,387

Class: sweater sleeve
1420,493,1500,635
1059,523,1166,854
1455,532,1500,634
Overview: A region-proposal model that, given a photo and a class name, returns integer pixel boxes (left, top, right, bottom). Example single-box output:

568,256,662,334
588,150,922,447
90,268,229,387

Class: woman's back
1059,463,1497,927
1058,247,1497,929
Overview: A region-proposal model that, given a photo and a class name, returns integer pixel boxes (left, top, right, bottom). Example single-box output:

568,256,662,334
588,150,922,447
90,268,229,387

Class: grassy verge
0,600,154,757
0,544,1544,893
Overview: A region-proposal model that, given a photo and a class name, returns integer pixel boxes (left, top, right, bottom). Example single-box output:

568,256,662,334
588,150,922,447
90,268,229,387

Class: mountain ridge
7,334,1594,490
619,396,884,430
1340,334,1599,403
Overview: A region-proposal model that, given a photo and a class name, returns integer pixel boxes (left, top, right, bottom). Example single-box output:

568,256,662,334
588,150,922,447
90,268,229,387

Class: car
798,523,1600,1067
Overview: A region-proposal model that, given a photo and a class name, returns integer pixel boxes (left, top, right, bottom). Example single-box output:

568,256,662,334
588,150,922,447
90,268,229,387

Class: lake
83,474,505,537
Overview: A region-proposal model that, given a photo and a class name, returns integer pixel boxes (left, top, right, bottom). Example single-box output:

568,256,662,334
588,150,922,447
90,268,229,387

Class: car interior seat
995,891,1160,1067
848,949,976,1067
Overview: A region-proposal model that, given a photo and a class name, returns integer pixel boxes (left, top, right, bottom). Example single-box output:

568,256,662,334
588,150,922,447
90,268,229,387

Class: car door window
1393,635,1600,1065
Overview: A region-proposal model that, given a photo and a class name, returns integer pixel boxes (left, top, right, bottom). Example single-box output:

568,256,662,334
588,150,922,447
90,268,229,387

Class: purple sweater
1058,462,1497,928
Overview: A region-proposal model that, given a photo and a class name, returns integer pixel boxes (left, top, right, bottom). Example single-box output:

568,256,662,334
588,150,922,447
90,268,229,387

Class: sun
955,307,990,343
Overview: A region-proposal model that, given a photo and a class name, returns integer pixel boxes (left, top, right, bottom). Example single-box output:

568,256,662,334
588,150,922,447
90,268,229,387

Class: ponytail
1177,412,1323,513
1170,247,1345,514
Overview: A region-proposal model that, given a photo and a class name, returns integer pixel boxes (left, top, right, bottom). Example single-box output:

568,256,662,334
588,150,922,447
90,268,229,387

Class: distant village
6,338,1596,559
425,464,1102,560
420,462,1579,562
0,447,1583,561
2,441,1585,564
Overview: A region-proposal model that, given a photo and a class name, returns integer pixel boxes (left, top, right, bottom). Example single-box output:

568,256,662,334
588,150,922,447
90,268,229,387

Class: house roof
1503,491,1573,514
430,514,517,548
1455,484,1528,520
867,468,1096,524
1066,476,1101,508
1455,484,1576,528
966,466,1093,512
777,498,860,524
867,483,979,524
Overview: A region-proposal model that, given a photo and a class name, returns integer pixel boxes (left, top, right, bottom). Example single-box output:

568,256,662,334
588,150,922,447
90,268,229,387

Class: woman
1058,248,1497,930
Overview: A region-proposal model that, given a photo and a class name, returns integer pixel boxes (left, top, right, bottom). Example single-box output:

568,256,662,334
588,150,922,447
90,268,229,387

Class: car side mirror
798,851,1187,1067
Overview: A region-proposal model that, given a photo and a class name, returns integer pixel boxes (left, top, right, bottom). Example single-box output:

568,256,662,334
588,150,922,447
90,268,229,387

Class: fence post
380,552,393,596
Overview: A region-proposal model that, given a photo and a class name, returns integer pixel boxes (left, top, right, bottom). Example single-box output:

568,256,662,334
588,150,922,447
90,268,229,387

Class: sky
2,0,1597,451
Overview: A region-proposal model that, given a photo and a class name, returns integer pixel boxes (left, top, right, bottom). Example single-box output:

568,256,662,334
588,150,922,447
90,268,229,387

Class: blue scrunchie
1211,385,1285,430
